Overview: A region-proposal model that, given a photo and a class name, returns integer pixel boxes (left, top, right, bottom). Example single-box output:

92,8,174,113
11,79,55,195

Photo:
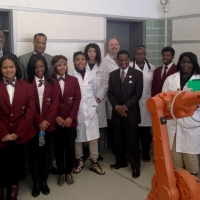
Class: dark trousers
113,122,140,169
28,131,53,184
138,126,152,154
107,119,115,153
53,126,77,175
0,142,25,187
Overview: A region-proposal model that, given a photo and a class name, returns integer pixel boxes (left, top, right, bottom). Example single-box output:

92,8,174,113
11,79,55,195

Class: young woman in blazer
71,51,105,175
84,43,108,161
27,54,59,197
0,55,36,200
51,55,81,186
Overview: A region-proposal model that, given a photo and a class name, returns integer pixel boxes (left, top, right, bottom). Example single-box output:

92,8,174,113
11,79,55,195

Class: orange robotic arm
146,91,200,200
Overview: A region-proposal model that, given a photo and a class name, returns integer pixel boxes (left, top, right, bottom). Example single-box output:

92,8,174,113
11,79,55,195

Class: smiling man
107,50,143,178
18,33,53,79
151,46,177,96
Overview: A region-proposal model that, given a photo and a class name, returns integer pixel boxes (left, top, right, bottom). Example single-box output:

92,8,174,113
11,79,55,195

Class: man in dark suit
18,33,53,79
151,47,177,96
0,28,17,59
107,50,143,178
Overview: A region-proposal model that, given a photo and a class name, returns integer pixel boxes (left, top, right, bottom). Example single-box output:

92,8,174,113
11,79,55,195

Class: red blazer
54,75,81,127
151,63,177,97
25,78,59,132
0,79,36,148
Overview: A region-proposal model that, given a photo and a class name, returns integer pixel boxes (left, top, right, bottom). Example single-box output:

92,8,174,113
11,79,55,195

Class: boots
6,185,19,200
0,187,4,200
29,157,41,197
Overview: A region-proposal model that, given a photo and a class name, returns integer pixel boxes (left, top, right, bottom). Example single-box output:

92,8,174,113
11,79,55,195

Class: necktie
0,51,2,58
38,80,45,87
5,79,15,87
121,71,125,83
58,76,65,81
161,66,168,84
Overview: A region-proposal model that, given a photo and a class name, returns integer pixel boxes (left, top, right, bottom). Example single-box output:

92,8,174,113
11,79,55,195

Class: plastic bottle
38,131,45,146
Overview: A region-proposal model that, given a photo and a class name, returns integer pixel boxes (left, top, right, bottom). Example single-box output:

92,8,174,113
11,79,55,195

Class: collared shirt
33,51,44,56
57,74,65,95
3,77,16,105
161,62,173,78
108,53,117,63
0,50,3,58
120,66,129,78
35,76,45,115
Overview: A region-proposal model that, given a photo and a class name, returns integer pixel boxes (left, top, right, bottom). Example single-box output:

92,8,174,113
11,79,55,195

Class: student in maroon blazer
0,55,36,200
26,54,59,197
151,47,177,97
51,55,81,186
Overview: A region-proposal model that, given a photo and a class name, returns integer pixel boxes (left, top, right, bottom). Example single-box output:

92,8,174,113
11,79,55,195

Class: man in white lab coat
101,38,120,152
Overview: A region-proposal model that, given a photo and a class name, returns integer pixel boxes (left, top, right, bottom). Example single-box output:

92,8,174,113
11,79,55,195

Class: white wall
0,0,159,19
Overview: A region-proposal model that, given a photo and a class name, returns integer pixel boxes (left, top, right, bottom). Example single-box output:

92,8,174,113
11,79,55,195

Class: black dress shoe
49,167,59,175
110,163,127,169
132,169,140,178
32,184,40,197
41,182,50,195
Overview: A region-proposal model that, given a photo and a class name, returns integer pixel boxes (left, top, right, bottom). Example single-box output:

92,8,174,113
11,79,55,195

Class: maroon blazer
30,78,59,132
0,79,36,148
54,75,81,127
151,63,177,97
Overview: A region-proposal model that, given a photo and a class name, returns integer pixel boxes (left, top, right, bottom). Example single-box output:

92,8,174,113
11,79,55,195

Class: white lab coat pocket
85,107,97,120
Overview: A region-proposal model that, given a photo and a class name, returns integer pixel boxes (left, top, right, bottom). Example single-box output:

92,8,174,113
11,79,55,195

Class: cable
170,89,200,128
100,162,151,192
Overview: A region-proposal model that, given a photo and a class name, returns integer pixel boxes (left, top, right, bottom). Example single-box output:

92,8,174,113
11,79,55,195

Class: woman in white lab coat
84,43,108,161
71,51,105,175
162,52,200,175
130,45,155,162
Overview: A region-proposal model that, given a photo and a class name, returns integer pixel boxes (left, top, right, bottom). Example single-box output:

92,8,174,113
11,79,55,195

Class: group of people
0,27,200,200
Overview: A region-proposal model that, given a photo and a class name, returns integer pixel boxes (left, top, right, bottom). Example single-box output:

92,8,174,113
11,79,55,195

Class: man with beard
151,47,177,96
101,38,120,153
0,28,17,59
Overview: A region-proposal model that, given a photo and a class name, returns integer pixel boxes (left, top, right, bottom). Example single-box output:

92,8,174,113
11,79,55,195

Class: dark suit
107,67,143,169
0,79,36,186
2,51,17,59
151,63,177,97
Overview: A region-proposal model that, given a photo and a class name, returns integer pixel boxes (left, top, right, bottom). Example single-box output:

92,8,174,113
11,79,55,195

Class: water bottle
38,131,45,146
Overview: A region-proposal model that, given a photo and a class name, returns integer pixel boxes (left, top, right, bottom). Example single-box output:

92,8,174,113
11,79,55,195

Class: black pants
0,142,26,187
138,126,152,154
53,126,77,175
113,122,140,170
107,119,115,153
28,131,53,184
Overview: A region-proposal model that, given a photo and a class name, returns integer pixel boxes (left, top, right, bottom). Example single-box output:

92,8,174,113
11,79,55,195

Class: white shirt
3,77,16,105
0,50,3,57
57,74,65,95
35,76,44,115
120,66,129,78
161,62,173,78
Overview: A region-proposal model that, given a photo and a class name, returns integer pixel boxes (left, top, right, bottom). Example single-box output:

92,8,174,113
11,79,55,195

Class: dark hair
0,55,22,80
27,54,54,85
84,43,101,66
51,55,68,79
176,52,200,74
117,50,130,59
73,51,85,61
161,47,175,56
34,33,47,41
133,45,151,70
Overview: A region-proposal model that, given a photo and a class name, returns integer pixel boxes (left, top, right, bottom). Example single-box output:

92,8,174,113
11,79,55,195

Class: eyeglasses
0,35,5,39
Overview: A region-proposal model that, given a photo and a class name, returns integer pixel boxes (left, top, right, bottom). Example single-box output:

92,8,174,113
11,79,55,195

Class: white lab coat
130,61,155,126
162,72,200,154
86,63,108,128
101,53,119,119
70,68,100,142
